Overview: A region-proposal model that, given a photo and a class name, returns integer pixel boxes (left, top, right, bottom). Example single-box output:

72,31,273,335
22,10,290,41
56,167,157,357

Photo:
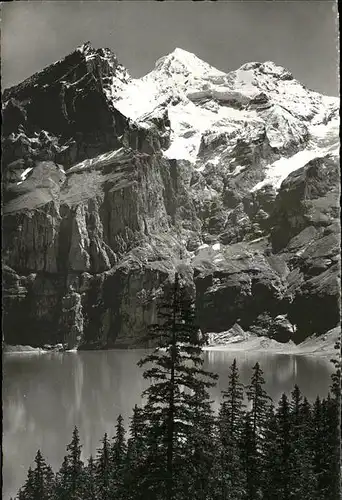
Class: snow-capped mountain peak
153,47,225,80
6,41,336,195
113,47,338,182
238,60,293,78
76,40,93,55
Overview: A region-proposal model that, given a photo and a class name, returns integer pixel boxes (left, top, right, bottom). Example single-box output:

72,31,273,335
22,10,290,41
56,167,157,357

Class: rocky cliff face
2,43,340,348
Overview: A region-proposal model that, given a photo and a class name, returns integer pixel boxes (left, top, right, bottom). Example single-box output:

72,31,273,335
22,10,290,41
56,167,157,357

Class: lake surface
3,349,334,500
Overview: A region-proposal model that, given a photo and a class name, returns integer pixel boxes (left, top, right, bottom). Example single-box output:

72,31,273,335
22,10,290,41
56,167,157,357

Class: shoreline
4,339,337,359
203,344,335,358
3,345,77,355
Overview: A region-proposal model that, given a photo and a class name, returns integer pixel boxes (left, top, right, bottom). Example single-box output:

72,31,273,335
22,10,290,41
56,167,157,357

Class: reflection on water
2,350,334,500
202,351,334,412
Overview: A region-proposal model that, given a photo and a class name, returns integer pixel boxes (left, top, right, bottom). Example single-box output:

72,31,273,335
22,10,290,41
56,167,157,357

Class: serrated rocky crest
2,42,340,349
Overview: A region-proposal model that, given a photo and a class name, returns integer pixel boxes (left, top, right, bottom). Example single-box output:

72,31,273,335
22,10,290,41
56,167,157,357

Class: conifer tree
67,426,84,498
244,362,271,500
55,456,69,500
17,467,35,500
17,451,55,500
214,359,246,500
319,395,340,500
262,403,278,500
183,385,216,500
289,386,316,500
127,405,146,464
55,427,84,500
137,272,217,500
222,358,245,441
208,404,229,500
83,455,97,500
312,396,326,500
95,433,112,500
211,404,245,500
111,414,127,499
240,412,259,500
290,385,302,428
274,393,292,500
246,362,271,442
126,405,147,500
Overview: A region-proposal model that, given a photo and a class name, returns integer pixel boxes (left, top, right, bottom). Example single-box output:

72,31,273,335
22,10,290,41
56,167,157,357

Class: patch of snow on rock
197,243,209,251
67,148,126,174
20,167,33,181
229,165,245,177
251,149,322,192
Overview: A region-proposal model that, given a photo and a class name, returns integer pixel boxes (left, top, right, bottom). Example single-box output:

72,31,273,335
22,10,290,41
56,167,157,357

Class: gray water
2,349,334,500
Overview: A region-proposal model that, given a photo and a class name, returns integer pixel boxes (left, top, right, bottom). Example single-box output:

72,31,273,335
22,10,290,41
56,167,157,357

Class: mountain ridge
2,42,340,350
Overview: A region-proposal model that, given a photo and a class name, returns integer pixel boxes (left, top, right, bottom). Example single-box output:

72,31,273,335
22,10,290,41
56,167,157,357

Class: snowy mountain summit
115,47,338,178
2,42,340,349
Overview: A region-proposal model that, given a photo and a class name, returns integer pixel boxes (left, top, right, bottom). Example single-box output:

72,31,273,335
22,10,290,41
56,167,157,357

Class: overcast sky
1,1,339,96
